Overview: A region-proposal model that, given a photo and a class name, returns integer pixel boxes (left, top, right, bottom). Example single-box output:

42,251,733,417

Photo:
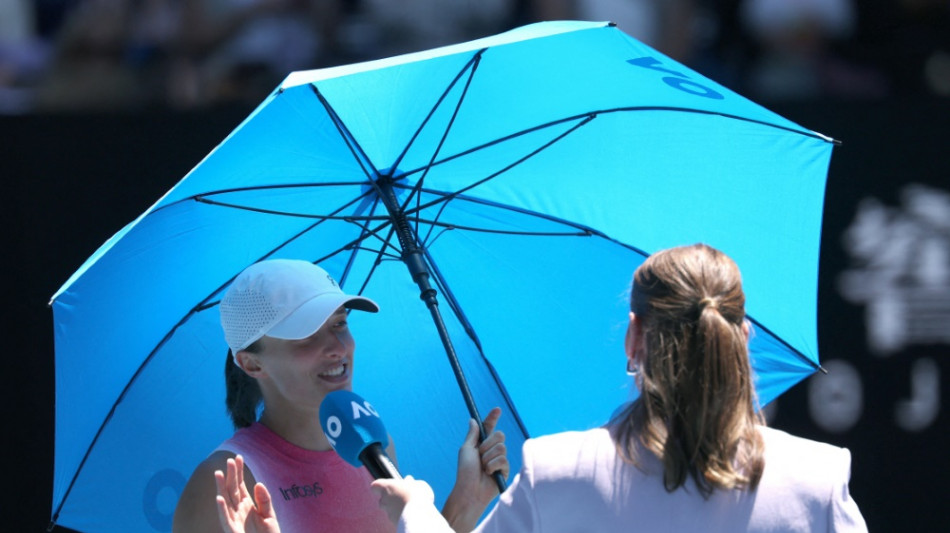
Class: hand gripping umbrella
49,21,835,532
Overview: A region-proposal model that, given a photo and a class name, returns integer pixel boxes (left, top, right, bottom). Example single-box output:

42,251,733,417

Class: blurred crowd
0,0,948,114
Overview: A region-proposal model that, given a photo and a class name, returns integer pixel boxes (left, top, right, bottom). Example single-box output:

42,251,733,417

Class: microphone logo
319,390,402,479
323,397,381,447
319,390,391,467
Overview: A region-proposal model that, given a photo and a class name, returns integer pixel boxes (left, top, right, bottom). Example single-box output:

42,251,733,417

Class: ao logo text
324,399,380,447
627,56,724,100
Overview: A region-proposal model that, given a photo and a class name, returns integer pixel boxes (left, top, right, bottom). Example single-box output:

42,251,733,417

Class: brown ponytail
613,243,765,498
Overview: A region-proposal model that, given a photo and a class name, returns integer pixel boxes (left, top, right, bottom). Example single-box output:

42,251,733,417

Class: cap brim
267,294,379,341
343,296,379,314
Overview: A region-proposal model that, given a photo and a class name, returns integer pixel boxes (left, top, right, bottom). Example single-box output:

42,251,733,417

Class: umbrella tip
818,365,829,375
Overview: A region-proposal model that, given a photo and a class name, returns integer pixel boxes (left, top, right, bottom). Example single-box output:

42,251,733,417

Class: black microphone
319,390,402,479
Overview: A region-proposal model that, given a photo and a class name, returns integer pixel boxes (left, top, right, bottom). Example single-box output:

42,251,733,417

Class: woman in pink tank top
172,260,509,533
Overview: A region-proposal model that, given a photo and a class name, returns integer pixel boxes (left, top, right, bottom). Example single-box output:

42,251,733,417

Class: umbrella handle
378,176,507,493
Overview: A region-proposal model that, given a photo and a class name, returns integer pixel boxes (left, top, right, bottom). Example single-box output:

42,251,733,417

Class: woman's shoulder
756,425,853,489
194,449,236,470
526,427,612,450
521,428,616,471
753,427,868,531
757,426,850,458
173,450,249,532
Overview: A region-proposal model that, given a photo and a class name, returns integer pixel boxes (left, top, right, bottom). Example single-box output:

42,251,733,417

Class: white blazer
400,426,867,532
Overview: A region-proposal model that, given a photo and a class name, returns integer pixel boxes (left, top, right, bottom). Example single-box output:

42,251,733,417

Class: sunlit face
253,307,355,407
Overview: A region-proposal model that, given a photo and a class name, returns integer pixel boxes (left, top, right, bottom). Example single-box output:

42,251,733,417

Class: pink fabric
216,423,393,533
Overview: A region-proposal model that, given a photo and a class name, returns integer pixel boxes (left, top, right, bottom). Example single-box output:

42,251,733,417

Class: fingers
465,407,503,449
214,455,254,511
214,469,227,501
475,408,509,479
478,410,506,460
479,434,509,479
214,457,240,506
482,447,509,480
481,407,502,435
233,455,250,499
214,454,273,532
215,494,234,531
372,476,435,502
371,476,404,498
215,459,241,530
462,417,480,449
373,476,432,526
214,474,234,531
254,482,276,519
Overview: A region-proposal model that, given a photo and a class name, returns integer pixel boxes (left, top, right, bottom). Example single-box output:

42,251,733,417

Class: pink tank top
216,423,394,533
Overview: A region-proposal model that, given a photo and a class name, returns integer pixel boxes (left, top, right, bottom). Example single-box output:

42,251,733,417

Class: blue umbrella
49,20,834,533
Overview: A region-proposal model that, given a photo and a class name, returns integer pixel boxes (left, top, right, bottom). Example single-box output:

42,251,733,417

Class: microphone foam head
319,390,389,467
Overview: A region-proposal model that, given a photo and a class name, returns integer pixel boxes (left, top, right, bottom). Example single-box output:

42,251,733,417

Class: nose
321,329,350,359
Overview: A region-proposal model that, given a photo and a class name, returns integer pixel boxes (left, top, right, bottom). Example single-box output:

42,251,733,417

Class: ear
741,319,751,342
235,349,265,378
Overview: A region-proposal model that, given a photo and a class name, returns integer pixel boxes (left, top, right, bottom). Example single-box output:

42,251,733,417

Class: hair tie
699,296,718,311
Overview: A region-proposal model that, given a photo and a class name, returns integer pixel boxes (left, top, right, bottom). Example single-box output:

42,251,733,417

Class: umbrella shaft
419,287,507,493
376,175,506,492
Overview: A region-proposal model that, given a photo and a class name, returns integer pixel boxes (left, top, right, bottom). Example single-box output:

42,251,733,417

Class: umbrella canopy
50,20,834,533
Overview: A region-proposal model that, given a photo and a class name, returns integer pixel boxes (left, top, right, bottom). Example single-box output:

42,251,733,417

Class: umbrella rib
407,188,824,376
401,104,835,233
421,247,532,440
409,189,831,372
416,191,608,235
306,226,405,267
52,191,403,523
299,214,406,272
746,316,823,372
409,115,596,219
202,181,369,194
419,231,816,442
310,85,416,275
310,84,379,182
419,191,651,255
337,196,377,292
194,189,408,260
421,195,454,245
50,305,208,528
423,221,590,237
390,49,484,176
143,181,373,216
336,194,407,267
396,105,837,184
320,195,408,297
401,182,631,245
194,195,388,221
355,224,405,298
397,113,595,182
403,50,483,239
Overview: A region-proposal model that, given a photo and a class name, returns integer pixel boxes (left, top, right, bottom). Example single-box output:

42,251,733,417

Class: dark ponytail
224,343,262,429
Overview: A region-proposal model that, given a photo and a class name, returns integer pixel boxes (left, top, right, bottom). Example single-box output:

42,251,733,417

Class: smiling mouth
319,364,346,378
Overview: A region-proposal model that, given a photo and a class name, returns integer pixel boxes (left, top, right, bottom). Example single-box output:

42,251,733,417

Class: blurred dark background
5,0,949,531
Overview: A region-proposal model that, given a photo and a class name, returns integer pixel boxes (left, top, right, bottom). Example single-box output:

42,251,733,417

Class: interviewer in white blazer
372,243,868,532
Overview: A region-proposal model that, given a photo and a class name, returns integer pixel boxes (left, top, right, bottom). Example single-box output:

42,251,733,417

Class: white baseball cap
220,259,379,353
